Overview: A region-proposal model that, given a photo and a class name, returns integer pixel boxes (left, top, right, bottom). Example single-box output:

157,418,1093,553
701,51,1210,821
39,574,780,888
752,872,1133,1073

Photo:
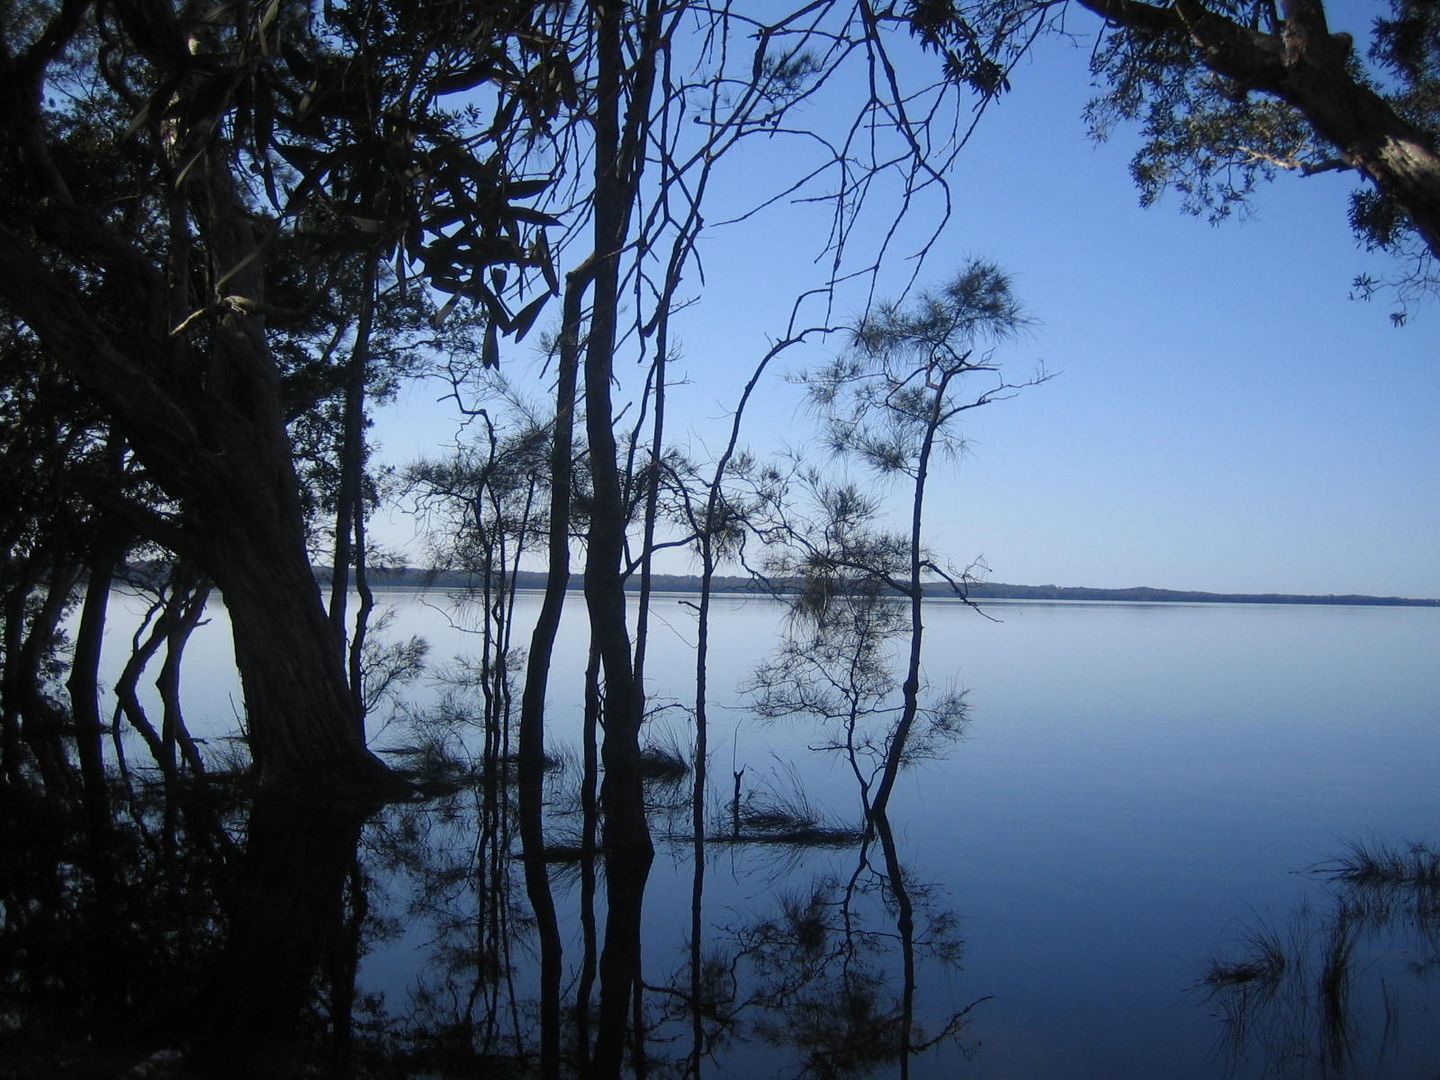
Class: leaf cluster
805,259,1030,480
1078,0,1440,309
55,1,576,344
1085,11,1324,225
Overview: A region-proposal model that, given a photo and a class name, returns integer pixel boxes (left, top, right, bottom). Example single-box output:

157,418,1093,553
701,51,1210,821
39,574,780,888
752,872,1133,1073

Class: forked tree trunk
584,0,654,859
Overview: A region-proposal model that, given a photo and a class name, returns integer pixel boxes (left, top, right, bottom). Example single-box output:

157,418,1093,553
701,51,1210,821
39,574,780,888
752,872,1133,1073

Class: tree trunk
0,106,395,797
519,270,587,782
584,0,652,859
112,576,211,780
206,517,392,794
156,578,211,779
514,271,587,1080
330,253,379,727
1279,56,1440,258
67,555,114,838
871,372,948,817
1,580,28,786
17,559,81,795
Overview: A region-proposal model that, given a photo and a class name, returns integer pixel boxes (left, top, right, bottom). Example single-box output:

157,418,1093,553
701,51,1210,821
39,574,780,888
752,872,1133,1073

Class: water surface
50,593,1440,1075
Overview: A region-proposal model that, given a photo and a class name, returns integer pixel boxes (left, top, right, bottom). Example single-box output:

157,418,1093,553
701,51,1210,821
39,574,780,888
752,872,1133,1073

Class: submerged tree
753,261,1043,815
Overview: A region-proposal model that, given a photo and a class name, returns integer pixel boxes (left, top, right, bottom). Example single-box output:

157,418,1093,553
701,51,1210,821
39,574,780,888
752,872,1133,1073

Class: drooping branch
1077,0,1440,259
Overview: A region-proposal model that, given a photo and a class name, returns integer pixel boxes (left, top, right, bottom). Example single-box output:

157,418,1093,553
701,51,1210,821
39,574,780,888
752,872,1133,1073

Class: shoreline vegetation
284,566,1439,608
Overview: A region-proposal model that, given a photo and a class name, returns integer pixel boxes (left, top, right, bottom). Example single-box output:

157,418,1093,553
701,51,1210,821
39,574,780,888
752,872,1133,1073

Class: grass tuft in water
1321,840,1440,890
638,739,691,782
717,768,864,848
1200,922,1288,992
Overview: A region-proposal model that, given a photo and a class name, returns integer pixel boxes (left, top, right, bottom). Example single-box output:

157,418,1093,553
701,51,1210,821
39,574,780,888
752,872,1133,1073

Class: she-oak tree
0,0,999,819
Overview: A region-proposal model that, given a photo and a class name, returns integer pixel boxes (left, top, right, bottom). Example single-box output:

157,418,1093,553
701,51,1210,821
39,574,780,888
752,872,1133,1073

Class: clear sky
371,3,1439,600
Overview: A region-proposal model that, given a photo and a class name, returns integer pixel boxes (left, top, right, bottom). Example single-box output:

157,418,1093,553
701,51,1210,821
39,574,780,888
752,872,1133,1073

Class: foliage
808,260,1034,485
746,471,972,803
1084,0,1440,319
746,261,1035,812
1084,4,1321,225
923,1,1440,319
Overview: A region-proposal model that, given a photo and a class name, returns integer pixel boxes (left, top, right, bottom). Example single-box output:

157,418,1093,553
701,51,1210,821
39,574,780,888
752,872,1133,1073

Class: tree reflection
0,674,983,1078
642,808,979,1079
750,817,979,1079
0,774,369,1077
191,793,370,1077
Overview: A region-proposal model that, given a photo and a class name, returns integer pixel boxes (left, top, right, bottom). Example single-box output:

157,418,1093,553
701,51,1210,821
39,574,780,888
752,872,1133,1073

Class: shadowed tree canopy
927,0,1440,317
0,0,571,792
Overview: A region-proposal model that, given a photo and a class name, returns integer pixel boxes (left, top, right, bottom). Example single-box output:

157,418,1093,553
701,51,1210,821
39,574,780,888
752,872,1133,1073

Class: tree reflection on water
0,731,981,1078
11,720,1440,1077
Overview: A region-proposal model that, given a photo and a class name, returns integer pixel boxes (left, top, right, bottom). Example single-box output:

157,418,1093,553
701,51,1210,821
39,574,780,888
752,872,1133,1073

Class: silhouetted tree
806,261,1042,814
748,263,1041,816
0,1,571,791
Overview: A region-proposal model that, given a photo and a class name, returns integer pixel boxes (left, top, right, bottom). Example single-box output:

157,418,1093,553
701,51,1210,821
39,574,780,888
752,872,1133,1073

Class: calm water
76,592,1440,1075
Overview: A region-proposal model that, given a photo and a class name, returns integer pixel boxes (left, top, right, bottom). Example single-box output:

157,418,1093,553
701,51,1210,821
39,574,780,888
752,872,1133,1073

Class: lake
18,590,1440,1077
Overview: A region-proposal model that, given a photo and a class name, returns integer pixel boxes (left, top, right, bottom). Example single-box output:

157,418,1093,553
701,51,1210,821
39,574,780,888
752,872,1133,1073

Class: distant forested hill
315,566,1439,607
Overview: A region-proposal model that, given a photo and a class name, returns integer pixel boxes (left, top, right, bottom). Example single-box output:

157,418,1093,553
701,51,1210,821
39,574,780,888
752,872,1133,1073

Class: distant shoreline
330,567,1440,608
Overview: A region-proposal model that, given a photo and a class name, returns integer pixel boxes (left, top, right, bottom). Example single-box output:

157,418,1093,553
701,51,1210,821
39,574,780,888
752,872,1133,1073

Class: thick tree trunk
0,228,394,796
205,518,391,794
0,72,396,797
1279,59,1440,257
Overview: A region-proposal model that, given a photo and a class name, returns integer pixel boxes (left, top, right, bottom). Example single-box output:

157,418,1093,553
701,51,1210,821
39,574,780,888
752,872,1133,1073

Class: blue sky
372,3,1438,599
